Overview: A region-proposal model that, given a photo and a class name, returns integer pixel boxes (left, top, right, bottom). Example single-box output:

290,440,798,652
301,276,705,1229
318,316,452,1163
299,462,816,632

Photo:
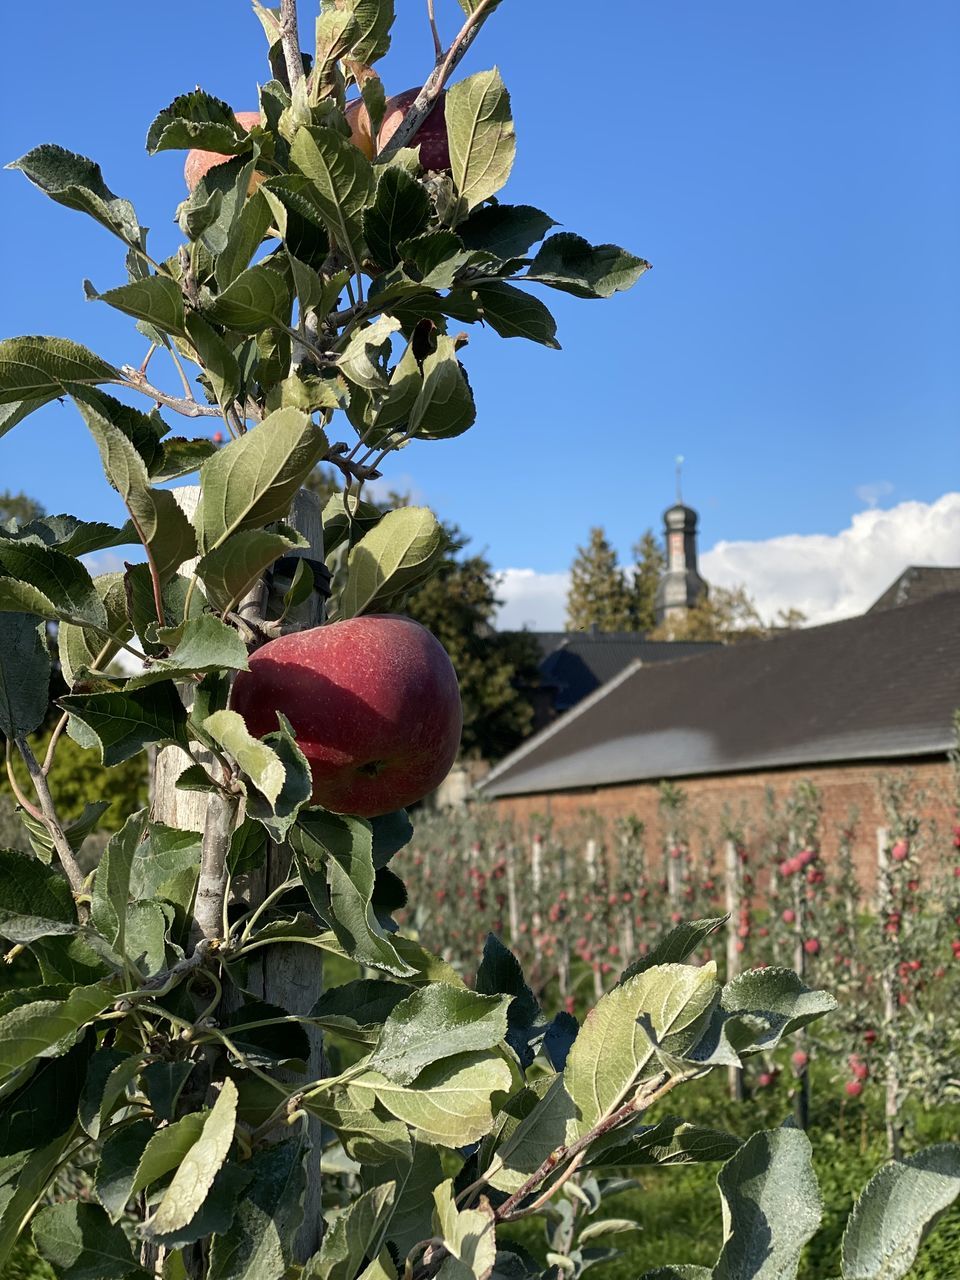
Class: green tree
650,583,805,642
565,526,634,632
0,489,44,524
631,527,666,632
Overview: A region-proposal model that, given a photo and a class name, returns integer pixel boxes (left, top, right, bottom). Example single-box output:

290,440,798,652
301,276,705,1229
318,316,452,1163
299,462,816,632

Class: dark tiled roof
481,592,960,798
518,631,720,711
868,566,960,613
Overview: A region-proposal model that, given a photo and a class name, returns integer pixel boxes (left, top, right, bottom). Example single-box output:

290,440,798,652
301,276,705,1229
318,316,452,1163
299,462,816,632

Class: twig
128,939,214,998
5,739,42,821
14,735,86,897
168,343,198,403
427,0,443,60
378,0,501,161
42,712,70,777
324,441,382,486
116,368,220,418
279,0,306,91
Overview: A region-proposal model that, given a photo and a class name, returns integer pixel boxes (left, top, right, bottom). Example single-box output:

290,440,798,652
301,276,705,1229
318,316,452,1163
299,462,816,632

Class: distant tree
0,489,44,524
650,583,805,643
566,526,634,632
631,528,666,632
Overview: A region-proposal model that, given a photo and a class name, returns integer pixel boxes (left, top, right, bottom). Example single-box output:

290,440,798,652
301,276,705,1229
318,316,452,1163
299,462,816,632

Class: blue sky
0,1,957,627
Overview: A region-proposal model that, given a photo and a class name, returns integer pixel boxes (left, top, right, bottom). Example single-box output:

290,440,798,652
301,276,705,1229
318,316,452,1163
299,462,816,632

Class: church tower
654,463,707,626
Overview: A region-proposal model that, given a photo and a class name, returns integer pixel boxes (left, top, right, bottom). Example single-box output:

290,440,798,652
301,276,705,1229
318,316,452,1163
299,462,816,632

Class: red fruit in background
782,908,796,924
791,1050,809,1070
757,1071,775,1088
863,1028,878,1044
231,615,462,817
845,1079,863,1098
346,87,450,170
212,430,224,444
891,840,909,861
184,111,264,191
803,938,821,955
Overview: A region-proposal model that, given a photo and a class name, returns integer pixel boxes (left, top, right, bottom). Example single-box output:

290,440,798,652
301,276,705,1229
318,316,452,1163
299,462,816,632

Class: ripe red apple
844,1079,863,1098
184,111,264,192
230,615,462,817
346,87,450,170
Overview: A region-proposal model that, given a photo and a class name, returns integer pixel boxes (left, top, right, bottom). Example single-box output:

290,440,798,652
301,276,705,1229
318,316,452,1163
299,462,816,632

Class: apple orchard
0,4,958,1280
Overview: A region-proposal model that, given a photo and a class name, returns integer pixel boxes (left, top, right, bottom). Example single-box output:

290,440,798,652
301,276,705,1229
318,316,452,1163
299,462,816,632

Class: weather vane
675,454,685,504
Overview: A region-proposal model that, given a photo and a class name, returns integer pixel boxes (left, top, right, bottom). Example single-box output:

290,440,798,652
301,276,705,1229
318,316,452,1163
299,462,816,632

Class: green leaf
7,144,143,247
476,934,540,1032
433,1178,497,1280
204,263,294,333
340,315,402,391
486,1076,576,1195
584,1115,742,1170
458,204,556,258
132,824,202,920
147,91,254,154
371,986,510,1084
32,1200,147,1280
195,407,327,553
95,1117,154,1222
17,513,136,558
203,709,285,805
141,1061,196,1123
714,1127,822,1280
146,1077,238,1237
640,1270,712,1280
311,12,360,100
321,491,383,555
0,335,118,406
620,917,728,984
294,810,414,977
132,1111,210,1196
446,69,515,215
348,1053,512,1147
0,613,50,737
525,233,651,299
408,336,476,438
216,191,275,289
0,981,118,1084
0,1033,92,1158
362,1142,443,1260
71,390,197,582
196,527,308,612
185,313,242,409
306,1182,396,1280
90,811,148,957
564,963,718,1135
209,1135,308,1280
0,1131,75,1269
152,436,219,482
310,979,413,1045
246,714,312,841
67,385,166,472
60,682,190,766
125,615,250,689
85,275,186,336
148,1163,251,1250
336,506,446,619
364,166,431,269
0,395,53,438
0,540,107,628
328,0,395,65
453,281,559,348
79,1050,147,1140
841,1142,960,1280
58,574,130,688
289,126,375,270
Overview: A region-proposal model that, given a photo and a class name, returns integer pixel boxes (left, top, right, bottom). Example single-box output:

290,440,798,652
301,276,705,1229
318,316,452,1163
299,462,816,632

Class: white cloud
855,480,894,508
495,568,570,631
491,493,960,632
701,492,960,625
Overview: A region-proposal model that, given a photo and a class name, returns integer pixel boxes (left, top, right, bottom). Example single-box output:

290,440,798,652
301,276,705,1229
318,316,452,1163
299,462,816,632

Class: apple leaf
313,10,362,101
0,336,118,407
146,91,254,154
369,986,511,1084
304,1182,396,1280
144,1078,238,1238
59,683,190,767
125,615,249,690
32,1200,146,1280
340,315,402,391
293,810,415,977
15,514,135,558
58,573,130,688
66,386,167,472
458,203,556,258
310,979,414,1045
207,1135,308,1280
406,337,476,439
364,167,431,269
0,981,119,1084
0,395,54,439
151,436,219,483
84,276,187,337
289,125,375,272
196,525,309,612
245,713,313,841
524,232,651,299
448,281,560,348
619,917,728,983
322,491,384,556
202,710,286,807
203,262,294,334
330,0,395,66
214,190,275,290
0,541,107,629
195,407,328,553
445,69,516,217
7,143,144,249
335,506,446,619
0,612,50,738
90,811,148,960
184,314,243,412
0,849,76,944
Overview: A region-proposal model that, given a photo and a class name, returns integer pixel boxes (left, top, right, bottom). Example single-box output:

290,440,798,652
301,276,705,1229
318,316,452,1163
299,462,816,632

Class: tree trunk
150,485,327,1270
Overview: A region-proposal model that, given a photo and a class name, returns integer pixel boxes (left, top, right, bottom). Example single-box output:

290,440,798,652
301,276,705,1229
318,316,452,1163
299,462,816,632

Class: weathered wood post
724,837,745,1101
152,485,327,1263
876,824,902,1157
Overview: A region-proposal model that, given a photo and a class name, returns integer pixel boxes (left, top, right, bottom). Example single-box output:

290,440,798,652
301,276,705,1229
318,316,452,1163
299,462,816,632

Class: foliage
0,490,45,525
566,527,635,633
649,584,806,643
631,528,666,633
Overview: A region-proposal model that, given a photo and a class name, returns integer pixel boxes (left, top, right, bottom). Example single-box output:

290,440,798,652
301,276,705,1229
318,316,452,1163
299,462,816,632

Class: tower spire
675,454,684,505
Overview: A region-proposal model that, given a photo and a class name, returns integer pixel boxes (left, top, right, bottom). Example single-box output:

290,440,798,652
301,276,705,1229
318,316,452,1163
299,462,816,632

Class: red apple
184,111,264,192
346,87,450,170
231,615,462,817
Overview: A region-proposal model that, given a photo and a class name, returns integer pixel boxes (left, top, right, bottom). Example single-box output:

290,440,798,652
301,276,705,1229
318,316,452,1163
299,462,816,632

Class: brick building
480,584,960,889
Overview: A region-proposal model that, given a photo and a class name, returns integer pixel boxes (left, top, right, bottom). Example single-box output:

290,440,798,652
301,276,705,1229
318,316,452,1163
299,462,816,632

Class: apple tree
0,3,956,1279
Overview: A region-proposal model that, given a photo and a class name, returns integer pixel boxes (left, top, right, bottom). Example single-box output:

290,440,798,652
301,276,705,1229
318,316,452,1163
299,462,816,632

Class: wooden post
877,825,902,1158
151,486,327,1264
724,838,745,1101
791,839,810,1131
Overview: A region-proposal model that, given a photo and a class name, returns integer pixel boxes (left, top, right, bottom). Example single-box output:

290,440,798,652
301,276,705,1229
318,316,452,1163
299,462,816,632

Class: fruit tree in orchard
0,2,950,1278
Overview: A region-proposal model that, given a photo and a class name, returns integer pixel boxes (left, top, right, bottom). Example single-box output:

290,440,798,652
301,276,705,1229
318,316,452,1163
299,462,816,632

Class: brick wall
491,755,956,894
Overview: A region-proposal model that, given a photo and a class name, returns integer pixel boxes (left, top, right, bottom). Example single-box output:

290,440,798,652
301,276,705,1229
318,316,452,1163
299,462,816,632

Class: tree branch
117,369,221,418
192,789,240,944
378,0,502,161
427,0,443,60
14,735,86,897
279,0,306,91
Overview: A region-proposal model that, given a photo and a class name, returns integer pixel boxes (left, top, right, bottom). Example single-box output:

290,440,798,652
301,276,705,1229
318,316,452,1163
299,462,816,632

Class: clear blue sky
0,1,957,577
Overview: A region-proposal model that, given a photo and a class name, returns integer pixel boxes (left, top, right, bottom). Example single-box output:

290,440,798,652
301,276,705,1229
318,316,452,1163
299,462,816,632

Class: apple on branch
231,615,462,817
183,110,265,191
346,87,450,170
